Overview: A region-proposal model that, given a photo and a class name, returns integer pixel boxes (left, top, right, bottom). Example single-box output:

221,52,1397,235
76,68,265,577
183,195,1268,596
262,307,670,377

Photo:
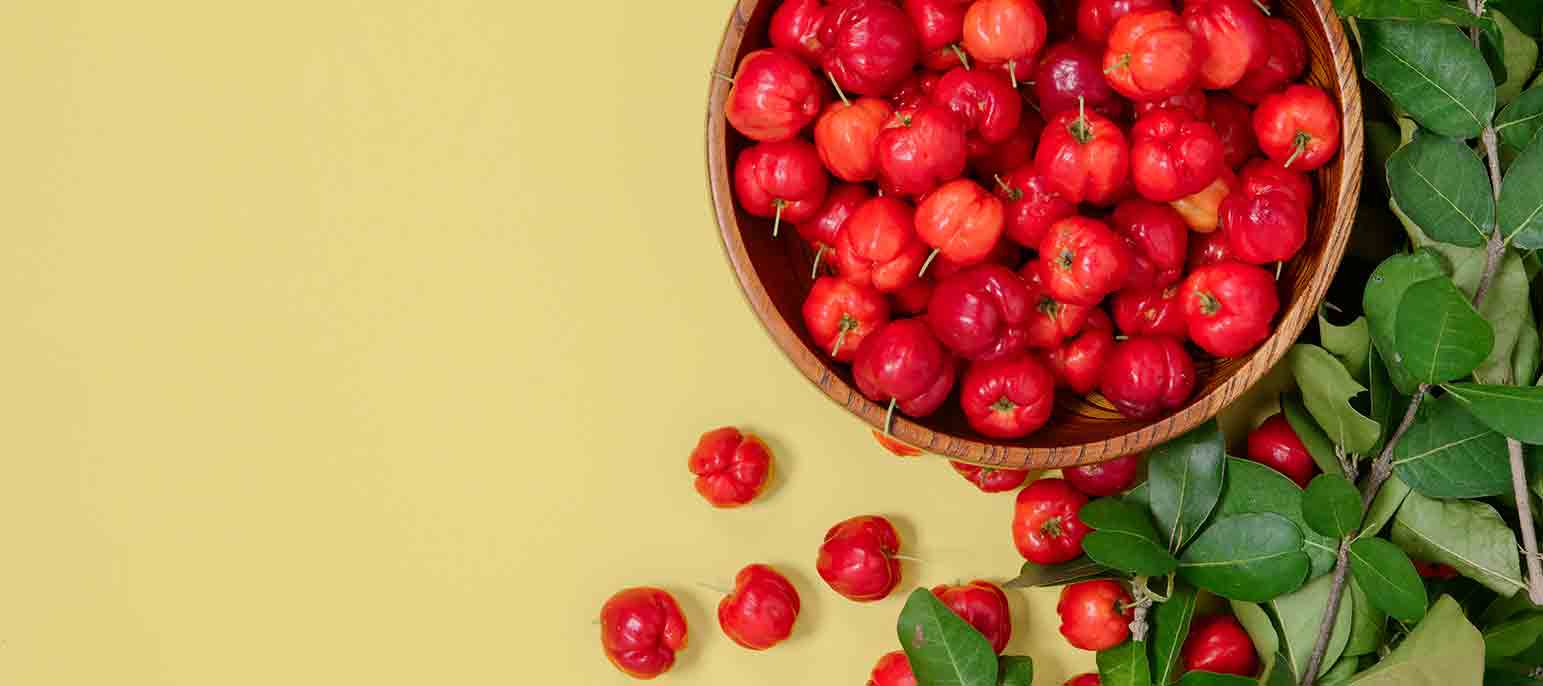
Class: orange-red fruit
600,587,688,679
817,515,904,601
717,564,801,650
688,427,774,507
868,650,919,686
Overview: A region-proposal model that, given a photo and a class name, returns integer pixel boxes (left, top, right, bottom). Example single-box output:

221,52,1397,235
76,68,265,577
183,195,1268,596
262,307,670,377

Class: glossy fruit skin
1046,308,1112,393
1206,93,1258,169
927,264,1032,361
1039,217,1133,306
1413,560,1460,581
890,278,935,315
1036,109,1131,206
837,197,929,293
961,354,1056,438
1187,226,1233,269
1133,89,1208,119
906,0,972,51
1034,40,1126,119
931,67,1023,144
952,460,1033,492
868,651,918,686
931,580,1014,653
877,104,971,197
726,49,825,143
1065,674,1102,686
853,318,959,416
771,0,829,65
1239,157,1313,206
1253,85,1340,171
718,564,802,650
821,0,923,96
816,515,903,602
600,587,689,679
689,427,775,507
1130,109,1226,202
970,111,1043,178
1112,285,1187,338
1112,200,1190,289
1021,260,1093,349
890,71,942,112
816,97,894,182
1245,413,1317,488
804,276,892,361
1064,452,1144,496
997,165,1077,250
1101,336,1197,419
1231,17,1307,104
1103,10,1202,101
1057,580,1135,651
1077,0,1172,45
933,237,1022,282
962,0,1048,83
1220,187,1307,264
916,179,1008,267
1182,615,1260,676
1013,478,1092,564
735,140,831,226
1183,0,1269,90
1179,261,1279,357
800,183,872,267
1169,168,1237,232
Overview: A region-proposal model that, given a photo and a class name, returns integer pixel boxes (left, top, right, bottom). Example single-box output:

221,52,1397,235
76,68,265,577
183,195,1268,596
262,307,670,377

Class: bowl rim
705,0,1363,469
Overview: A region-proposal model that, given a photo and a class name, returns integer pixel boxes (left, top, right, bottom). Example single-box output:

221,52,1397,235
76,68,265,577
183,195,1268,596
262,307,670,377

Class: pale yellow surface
0,3,1287,684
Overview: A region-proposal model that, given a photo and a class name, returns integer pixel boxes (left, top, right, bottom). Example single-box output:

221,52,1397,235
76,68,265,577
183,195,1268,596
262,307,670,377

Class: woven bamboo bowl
706,0,1362,469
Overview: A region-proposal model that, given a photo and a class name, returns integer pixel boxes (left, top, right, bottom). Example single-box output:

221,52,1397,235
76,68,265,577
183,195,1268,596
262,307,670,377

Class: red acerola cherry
877,104,972,197
1413,560,1460,581
718,564,802,651
1231,17,1307,104
1077,0,1173,45
836,196,930,293
931,580,1014,653
1220,187,1307,265
1103,10,1202,101
1112,285,1187,338
930,67,1024,144
1182,615,1260,677
1038,216,1133,306
1057,579,1135,651
821,0,923,96
1179,261,1280,358
916,178,1008,271
1169,168,1238,233
688,427,775,507
600,587,689,679
1036,105,1131,206
816,96,894,183
1101,336,1197,419
960,354,1057,439
800,183,873,277
962,0,1049,87
853,318,960,420
1206,93,1259,169
1183,0,1269,90
1253,84,1341,171
1245,413,1318,488
868,650,919,686
952,460,1033,492
891,71,943,112
928,264,1034,361
1239,157,1313,207
1021,260,1094,348
816,514,904,602
1188,227,1234,269
1012,478,1092,564
804,276,892,361
1065,673,1102,686
1112,199,1190,290
995,166,1077,250
1048,308,1116,394
1064,452,1145,496
725,49,825,143
1034,40,1127,120
770,0,829,65
906,0,972,52
735,140,830,237
1130,109,1226,202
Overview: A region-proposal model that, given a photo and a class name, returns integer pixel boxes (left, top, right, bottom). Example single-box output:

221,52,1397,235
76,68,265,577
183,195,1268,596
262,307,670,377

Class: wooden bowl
706,0,1362,469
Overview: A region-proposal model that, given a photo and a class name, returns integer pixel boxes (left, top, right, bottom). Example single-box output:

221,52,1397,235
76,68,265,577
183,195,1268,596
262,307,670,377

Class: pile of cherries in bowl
724,0,1340,440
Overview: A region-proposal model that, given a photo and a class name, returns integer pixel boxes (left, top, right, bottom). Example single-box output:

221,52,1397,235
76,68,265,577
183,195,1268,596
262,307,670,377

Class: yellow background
0,2,1286,683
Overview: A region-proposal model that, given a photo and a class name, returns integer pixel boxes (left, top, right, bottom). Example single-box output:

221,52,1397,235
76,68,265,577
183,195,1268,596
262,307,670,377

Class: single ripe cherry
1179,261,1280,358
1245,413,1318,488
1057,579,1135,651
931,580,1014,653
1103,10,1202,101
952,460,1033,492
1101,336,1197,419
868,650,918,686
600,587,688,679
1064,453,1145,496
1012,478,1091,564
960,354,1057,439
717,564,802,650
816,514,904,602
725,49,825,143
688,427,774,507
1182,615,1260,677
1253,84,1341,171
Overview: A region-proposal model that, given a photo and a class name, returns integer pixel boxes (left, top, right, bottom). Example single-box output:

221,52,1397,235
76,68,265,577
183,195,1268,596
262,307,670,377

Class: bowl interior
708,0,1362,468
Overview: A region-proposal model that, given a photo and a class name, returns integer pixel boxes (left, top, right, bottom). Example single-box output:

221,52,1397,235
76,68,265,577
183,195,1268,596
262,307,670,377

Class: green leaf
1462,254,1535,384
1343,579,1387,657
1176,672,1255,686
1098,639,1152,686
898,588,1000,686
1365,251,1451,394
1333,0,1497,32
1359,19,1497,139
1323,312,1374,382
1513,313,1540,387
1393,276,1496,384
1150,583,1198,685
1498,87,1543,151
1304,474,1364,538
1501,132,1543,250
1485,668,1543,686
1492,0,1543,38
997,655,1034,686
1179,513,1310,602
1148,420,1227,552
1481,588,1541,625
1368,347,1408,456
1447,383,1543,444
1349,537,1429,623
1282,392,1349,478
1346,596,1486,685
1288,345,1382,455
1231,600,1296,686
1386,132,1494,247
1081,498,1180,576
1215,457,1339,579
1359,473,1412,540
1485,614,1543,660
1393,392,1512,498
1272,571,1355,679
1391,490,1526,595
1320,654,1362,686
1004,557,1113,589
1494,10,1539,105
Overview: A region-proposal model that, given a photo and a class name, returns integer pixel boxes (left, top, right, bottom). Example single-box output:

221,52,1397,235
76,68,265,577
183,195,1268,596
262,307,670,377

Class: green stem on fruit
918,248,941,278
891,554,926,563
1007,60,1018,89
695,581,732,595
950,43,971,71
1068,96,1093,144
713,71,735,84
883,397,898,436
1284,132,1311,169
826,70,850,107
772,200,785,238
1103,54,1130,75
1254,0,1271,15
993,174,1021,200
831,314,857,358
1276,261,1284,280
811,244,827,280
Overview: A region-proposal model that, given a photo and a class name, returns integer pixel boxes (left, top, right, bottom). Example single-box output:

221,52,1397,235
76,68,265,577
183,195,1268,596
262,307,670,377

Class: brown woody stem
811,244,827,280
918,248,941,278
826,70,850,107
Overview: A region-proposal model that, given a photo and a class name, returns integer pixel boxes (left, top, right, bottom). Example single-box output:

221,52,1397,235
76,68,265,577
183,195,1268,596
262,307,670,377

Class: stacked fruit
725,0,1340,439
